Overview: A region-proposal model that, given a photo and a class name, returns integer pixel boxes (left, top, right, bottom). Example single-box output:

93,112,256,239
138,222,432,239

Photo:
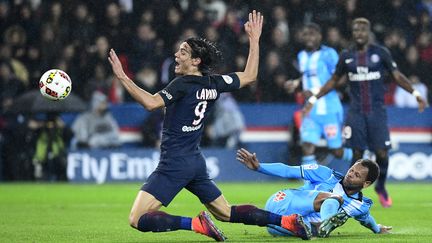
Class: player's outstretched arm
108,49,164,111
236,148,303,179
357,213,392,234
391,70,428,112
236,10,263,88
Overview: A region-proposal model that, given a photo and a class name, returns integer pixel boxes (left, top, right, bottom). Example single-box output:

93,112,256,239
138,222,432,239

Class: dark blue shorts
344,108,391,151
141,153,222,207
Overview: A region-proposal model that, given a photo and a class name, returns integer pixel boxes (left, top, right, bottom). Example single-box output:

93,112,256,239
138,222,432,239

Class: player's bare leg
206,195,311,240
129,191,225,241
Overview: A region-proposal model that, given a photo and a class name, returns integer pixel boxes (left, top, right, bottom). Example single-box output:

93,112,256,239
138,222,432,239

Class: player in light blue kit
285,23,352,165
236,148,392,238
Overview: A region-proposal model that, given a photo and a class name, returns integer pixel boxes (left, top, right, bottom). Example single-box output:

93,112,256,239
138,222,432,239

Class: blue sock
342,148,353,163
137,211,192,232
230,205,282,226
301,155,317,165
320,198,340,221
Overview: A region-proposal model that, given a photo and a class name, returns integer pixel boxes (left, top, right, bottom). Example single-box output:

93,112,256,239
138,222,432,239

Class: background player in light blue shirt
236,148,392,238
285,23,352,166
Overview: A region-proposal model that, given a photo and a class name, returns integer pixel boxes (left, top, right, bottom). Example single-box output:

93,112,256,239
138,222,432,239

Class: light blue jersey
259,163,381,236
298,45,342,116
298,45,344,148
300,164,374,225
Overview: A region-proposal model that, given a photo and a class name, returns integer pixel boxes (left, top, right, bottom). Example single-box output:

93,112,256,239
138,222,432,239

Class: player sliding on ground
109,10,311,241
236,148,392,238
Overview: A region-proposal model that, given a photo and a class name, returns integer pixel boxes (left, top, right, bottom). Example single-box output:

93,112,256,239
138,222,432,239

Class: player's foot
318,211,349,238
375,187,393,208
192,211,226,241
281,214,311,240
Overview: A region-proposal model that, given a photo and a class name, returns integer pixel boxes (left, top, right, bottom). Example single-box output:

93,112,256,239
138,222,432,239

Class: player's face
304,28,321,51
352,23,370,46
174,42,199,75
342,162,370,191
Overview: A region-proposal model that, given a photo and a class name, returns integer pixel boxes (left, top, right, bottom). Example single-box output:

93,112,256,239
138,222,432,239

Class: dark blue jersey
335,44,397,114
157,73,240,158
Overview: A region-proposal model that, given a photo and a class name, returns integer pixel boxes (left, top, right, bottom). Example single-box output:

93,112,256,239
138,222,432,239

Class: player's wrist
310,87,320,96
307,95,317,105
411,89,421,99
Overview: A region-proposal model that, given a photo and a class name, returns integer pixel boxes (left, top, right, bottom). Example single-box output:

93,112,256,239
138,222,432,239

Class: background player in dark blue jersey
237,148,392,238
304,18,428,208
108,11,311,241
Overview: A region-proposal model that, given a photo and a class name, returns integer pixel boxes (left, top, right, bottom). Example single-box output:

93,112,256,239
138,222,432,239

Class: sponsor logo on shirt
348,67,381,81
182,123,202,132
345,58,354,64
161,89,172,100
303,163,319,170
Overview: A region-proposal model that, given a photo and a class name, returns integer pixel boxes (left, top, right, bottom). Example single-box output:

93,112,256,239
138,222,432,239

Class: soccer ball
39,69,72,100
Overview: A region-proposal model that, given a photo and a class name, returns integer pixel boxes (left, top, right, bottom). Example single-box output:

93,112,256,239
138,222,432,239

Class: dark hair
304,22,322,34
185,37,222,74
353,17,371,29
359,159,379,183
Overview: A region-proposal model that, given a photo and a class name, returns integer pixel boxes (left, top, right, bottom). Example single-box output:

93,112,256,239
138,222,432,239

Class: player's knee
129,212,139,228
330,148,343,158
375,149,387,160
302,143,315,155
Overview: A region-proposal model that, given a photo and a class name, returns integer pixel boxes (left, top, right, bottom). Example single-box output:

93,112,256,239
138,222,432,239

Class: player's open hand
378,224,392,234
417,96,428,113
236,148,260,170
108,49,128,80
244,10,263,42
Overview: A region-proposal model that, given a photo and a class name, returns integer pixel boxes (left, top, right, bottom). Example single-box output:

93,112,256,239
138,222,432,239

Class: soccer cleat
375,187,393,208
281,214,312,240
192,211,226,241
318,211,349,238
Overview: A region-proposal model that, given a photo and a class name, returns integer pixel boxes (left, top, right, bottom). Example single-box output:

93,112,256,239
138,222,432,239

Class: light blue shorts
300,112,343,149
265,189,319,236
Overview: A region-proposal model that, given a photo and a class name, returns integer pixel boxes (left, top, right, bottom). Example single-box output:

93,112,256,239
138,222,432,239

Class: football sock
320,198,340,221
301,155,317,165
342,148,353,163
376,155,389,191
137,211,192,232
230,205,282,226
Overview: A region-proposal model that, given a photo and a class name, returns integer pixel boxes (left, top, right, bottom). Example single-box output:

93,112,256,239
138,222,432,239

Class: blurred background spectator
71,91,121,149
0,0,429,105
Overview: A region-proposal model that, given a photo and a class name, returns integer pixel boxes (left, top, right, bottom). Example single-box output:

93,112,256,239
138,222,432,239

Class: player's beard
343,183,363,192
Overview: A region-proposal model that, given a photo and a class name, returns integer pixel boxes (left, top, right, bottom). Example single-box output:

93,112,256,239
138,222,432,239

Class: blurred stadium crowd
1,0,431,107
0,0,431,181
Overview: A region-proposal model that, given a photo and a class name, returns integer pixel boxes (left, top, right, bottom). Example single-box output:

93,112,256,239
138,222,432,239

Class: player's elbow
238,72,257,88
142,96,163,111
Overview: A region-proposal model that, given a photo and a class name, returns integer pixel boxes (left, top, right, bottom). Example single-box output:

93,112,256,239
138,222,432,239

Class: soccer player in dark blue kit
108,10,311,241
304,18,428,208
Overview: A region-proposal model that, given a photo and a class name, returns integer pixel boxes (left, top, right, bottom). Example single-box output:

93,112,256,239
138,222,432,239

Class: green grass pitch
1,182,431,242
